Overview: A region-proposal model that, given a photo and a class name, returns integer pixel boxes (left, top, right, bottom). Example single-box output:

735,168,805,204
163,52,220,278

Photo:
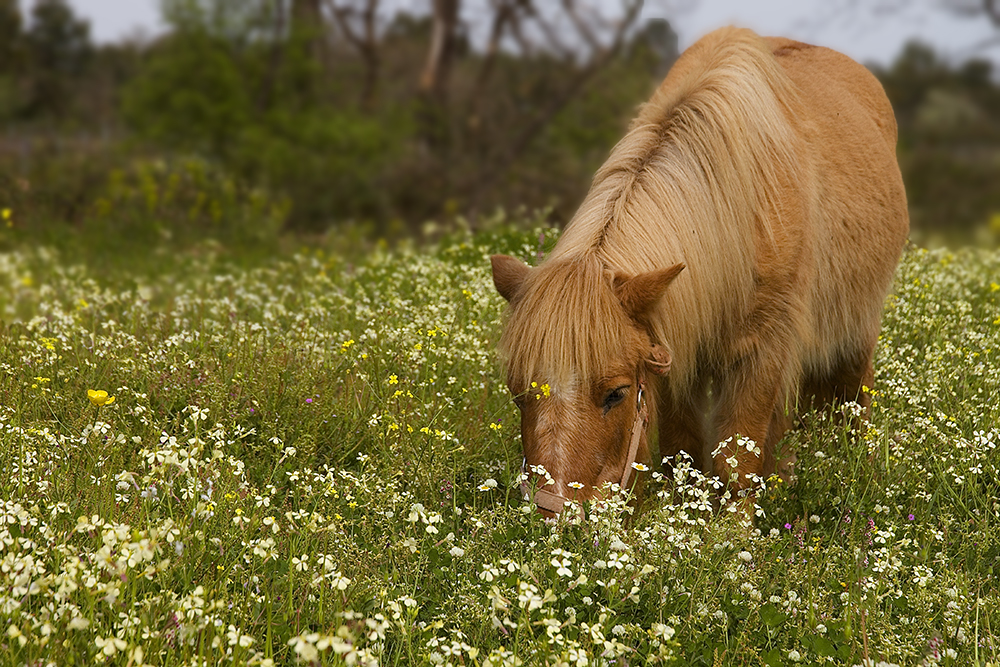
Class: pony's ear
615,263,685,321
491,254,532,302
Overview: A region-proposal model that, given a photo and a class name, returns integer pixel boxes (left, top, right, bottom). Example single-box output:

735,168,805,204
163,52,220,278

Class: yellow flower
388,374,398,385
87,389,115,406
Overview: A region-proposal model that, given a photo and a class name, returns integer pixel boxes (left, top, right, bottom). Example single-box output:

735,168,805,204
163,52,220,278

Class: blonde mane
501,28,810,396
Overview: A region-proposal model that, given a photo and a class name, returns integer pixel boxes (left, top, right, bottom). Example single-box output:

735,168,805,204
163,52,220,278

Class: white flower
650,622,675,640
449,546,465,558
95,636,127,657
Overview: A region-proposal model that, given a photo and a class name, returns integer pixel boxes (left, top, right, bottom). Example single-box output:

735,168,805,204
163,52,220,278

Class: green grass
0,219,998,666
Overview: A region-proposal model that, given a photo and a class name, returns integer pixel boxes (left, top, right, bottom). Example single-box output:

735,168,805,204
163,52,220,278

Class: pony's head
491,253,684,516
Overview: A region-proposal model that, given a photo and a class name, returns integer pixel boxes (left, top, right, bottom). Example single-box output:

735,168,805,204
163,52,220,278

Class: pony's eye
602,385,629,414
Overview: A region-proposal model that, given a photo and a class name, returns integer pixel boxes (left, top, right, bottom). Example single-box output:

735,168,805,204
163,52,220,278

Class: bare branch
469,0,643,209
473,0,518,96
326,0,363,50
561,0,600,51
520,1,573,59
326,0,381,108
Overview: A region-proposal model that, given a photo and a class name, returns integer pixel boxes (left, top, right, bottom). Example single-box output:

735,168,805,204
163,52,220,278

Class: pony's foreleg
657,381,709,474
710,361,794,499
801,345,875,425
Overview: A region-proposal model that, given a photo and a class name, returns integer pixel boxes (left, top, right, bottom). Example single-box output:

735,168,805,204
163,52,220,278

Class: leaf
803,634,837,657
762,648,783,666
759,603,788,628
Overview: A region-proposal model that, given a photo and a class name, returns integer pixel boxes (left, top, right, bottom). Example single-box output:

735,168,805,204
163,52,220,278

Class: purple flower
908,514,915,521
784,523,792,530
305,398,313,404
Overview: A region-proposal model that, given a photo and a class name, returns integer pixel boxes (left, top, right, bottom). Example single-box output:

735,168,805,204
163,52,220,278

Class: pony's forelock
498,255,640,394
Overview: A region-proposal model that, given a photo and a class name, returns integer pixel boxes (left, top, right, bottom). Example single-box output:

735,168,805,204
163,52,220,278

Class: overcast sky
59,0,998,69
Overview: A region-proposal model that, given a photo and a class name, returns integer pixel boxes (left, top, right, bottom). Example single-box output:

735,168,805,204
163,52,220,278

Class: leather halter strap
521,377,650,517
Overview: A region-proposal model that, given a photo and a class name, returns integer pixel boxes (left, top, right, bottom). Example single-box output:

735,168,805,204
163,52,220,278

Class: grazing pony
490,27,908,516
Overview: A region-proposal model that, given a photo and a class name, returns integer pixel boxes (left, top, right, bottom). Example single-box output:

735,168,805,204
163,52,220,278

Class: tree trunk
419,0,460,104
292,0,325,66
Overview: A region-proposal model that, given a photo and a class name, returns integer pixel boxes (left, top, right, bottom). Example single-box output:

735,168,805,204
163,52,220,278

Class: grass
0,216,998,666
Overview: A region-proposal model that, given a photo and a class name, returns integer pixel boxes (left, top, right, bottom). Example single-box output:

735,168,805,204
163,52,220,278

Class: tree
0,0,23,72
945,0,1000,27
124,0,663,229
23,0,93,119
327,0,380,109
124,31,252,156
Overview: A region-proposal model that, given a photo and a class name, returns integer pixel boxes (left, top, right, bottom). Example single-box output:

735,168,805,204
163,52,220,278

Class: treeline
0,0,998,242
871,42,1000,240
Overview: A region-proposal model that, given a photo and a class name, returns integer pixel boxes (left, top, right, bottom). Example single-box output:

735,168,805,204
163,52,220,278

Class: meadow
0,216,998,666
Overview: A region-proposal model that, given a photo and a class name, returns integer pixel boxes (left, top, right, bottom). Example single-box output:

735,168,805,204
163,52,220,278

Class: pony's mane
505,27,808,395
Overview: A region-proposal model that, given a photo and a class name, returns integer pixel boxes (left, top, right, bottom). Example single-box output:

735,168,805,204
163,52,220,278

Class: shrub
88,155,288,247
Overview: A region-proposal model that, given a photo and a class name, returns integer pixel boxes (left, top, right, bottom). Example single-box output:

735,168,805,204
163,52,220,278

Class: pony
490,27,909,516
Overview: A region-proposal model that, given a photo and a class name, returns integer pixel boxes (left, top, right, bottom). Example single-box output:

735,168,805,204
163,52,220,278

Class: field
1,219,998,666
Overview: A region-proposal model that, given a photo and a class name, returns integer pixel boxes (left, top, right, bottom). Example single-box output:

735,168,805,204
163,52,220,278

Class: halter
520,376,650,518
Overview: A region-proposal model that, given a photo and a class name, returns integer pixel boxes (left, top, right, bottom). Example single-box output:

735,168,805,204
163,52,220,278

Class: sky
58,0,999,69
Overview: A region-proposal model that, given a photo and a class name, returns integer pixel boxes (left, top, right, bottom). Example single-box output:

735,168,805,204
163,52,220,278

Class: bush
88,156,288,247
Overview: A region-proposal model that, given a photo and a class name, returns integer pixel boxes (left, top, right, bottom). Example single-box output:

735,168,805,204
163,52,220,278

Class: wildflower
477,478,497,491
388,374,399,385
7,624,27,647
67,617,90,630
631,462,650,472
651,623,675,641
567,481,585,490
87,389,116,406
95,636,127,657
227,625,255,648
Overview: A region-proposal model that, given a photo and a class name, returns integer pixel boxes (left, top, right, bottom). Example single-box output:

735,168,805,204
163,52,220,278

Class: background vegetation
1,0,999,245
